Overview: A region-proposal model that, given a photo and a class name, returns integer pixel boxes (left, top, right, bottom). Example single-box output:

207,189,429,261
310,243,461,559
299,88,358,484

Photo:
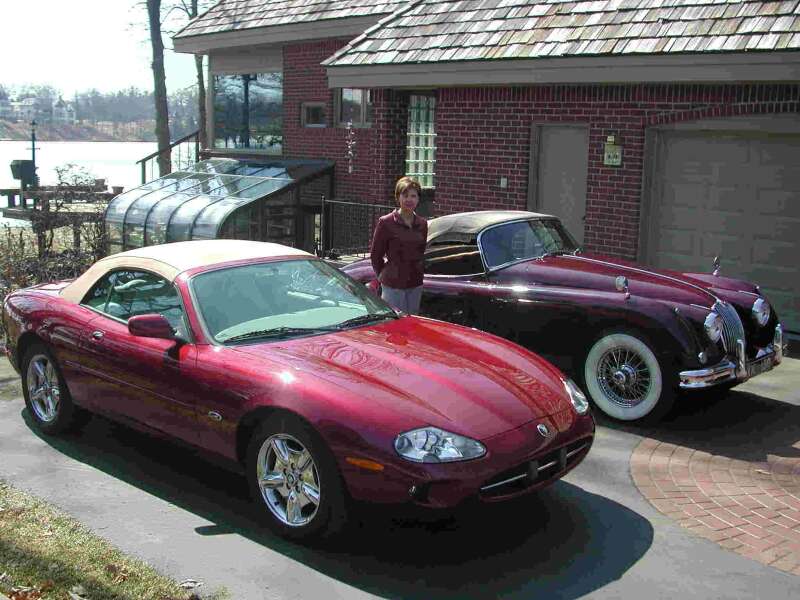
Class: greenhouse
105,158,334,254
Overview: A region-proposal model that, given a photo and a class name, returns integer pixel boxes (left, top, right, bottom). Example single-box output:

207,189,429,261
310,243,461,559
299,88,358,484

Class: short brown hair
394,176,421,203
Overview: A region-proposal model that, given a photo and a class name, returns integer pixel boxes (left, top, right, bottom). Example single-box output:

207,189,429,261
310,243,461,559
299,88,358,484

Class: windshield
191,259,396,343
478,219,578,269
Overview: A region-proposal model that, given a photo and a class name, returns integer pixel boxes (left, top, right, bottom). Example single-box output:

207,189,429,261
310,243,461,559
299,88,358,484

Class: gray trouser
381,285,423,315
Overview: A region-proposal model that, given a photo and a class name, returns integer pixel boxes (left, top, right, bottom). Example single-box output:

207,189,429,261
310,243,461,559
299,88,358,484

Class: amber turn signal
345,457,385,471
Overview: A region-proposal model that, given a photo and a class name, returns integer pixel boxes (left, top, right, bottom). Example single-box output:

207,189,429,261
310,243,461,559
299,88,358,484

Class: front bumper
679,324,785,389
341,411,595,508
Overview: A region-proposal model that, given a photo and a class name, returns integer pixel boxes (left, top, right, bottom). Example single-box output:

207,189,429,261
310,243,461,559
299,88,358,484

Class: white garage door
648,122,800,333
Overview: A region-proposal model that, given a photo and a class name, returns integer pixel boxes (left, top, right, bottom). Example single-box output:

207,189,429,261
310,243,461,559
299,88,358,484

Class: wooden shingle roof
175,0,408,38
324,0,800,66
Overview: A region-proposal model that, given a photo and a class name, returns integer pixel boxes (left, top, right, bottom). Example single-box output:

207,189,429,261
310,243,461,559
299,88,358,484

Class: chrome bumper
679,323,784,390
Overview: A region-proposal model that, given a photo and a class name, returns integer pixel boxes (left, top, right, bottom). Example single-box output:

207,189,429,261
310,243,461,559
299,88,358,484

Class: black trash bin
10,159,37,188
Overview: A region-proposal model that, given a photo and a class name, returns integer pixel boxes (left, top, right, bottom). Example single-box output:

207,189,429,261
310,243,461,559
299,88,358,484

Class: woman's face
398,187,419,212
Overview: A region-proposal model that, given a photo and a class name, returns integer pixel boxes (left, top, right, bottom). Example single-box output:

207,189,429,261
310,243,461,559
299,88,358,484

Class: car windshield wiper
335,313,397,329
223,326,338,343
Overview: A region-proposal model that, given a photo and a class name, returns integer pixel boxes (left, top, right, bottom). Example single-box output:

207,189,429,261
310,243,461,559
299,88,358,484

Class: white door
648,123,800,333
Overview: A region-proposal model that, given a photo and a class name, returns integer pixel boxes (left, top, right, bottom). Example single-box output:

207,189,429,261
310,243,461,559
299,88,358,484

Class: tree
162,0,212,148
147,0,171,176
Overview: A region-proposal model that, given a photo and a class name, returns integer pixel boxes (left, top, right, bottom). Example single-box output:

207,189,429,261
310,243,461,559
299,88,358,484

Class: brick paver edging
631,438,800,575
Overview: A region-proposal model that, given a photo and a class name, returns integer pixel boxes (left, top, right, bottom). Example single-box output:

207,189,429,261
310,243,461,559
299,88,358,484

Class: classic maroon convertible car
343,211,785,423
2,240,593,539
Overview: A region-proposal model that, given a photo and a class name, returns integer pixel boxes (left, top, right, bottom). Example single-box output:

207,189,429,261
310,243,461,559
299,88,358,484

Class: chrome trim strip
679,360,737,389
538,459,559,471
480,473,528,491
566,444,588,459
775,324,784,364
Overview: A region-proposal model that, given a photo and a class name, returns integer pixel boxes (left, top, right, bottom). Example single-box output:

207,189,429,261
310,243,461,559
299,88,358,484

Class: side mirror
128,314,179,340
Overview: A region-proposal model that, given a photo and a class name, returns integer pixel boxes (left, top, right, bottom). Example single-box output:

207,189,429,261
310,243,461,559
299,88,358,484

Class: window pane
213,72,283,153
406,95,436,188
303,103,325,127
340,88,362,124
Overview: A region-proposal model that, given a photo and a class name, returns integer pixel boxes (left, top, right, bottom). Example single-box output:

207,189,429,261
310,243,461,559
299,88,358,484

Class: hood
502,253,719,308
234,317,571,440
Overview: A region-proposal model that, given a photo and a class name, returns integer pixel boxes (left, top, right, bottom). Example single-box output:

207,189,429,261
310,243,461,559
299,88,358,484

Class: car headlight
394,427,486,463
752,298,770,327
564,378,590,415
704,312,723,343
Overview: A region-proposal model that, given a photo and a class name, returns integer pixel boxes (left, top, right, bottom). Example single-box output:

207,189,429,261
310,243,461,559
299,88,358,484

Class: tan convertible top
61,239,312,303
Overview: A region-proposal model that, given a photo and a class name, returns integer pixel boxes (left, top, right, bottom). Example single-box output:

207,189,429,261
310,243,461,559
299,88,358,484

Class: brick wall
283,43,799,259
435,84,800,259
283,40,404,207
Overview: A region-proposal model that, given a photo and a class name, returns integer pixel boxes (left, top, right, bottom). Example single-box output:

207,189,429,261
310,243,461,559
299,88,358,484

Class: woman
370,176,427,314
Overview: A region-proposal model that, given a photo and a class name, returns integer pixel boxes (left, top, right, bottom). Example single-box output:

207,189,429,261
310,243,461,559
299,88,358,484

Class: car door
79,269,201,445
44,303,102,411
422,244,494,327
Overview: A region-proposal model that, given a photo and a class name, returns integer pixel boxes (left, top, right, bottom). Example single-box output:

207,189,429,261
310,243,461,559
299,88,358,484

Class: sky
1,0,200,97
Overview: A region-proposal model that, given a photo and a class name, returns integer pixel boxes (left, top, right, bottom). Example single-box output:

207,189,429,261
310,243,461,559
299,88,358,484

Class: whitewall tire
583,333,672,422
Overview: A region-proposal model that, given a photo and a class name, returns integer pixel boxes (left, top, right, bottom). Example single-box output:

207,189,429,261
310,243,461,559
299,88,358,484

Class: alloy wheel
26,354,61,423
256,433,321,527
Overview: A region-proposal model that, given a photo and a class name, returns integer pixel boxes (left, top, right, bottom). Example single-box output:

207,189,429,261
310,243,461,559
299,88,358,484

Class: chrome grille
714,301,745,354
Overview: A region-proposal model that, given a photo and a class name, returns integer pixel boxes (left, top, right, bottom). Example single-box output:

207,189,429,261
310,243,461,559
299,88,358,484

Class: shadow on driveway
22,408,653,600
599,386,800,464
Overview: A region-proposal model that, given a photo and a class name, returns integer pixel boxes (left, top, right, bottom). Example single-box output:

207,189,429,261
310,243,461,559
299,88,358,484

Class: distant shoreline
0,138,153,143
0,120,155,143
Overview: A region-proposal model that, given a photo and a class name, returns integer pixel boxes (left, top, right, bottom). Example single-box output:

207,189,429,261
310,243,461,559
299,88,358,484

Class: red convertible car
343,211,785,423
2,240,593,539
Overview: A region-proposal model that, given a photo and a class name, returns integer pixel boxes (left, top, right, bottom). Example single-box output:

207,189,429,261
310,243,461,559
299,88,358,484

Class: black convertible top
427,210,553,243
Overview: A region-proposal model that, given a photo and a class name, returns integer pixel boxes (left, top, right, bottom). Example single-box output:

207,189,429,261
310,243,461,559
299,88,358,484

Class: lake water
0,140,157,226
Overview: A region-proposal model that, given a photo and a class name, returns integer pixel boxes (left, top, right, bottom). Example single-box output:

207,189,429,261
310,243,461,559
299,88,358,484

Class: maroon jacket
370,210,428,289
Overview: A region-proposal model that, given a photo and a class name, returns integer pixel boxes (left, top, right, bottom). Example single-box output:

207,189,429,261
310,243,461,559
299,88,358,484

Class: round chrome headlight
704,312,723,343
751,298,770,327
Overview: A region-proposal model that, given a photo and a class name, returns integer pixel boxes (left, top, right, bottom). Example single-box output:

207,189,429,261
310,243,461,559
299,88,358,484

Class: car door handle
91,330,104,340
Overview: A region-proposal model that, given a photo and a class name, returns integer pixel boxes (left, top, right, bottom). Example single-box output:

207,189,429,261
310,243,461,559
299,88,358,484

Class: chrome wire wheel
256,434,321,528
584,333,665,421
26,353,61,423
597,347,652,408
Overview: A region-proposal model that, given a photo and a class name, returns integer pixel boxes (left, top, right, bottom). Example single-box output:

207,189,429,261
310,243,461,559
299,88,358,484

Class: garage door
648,123,800,334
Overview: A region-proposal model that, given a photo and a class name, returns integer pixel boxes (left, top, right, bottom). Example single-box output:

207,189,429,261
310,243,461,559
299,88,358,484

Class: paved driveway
0,356,797,599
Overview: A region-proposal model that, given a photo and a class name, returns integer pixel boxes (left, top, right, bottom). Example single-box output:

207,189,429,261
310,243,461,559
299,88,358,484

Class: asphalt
0,355,798,599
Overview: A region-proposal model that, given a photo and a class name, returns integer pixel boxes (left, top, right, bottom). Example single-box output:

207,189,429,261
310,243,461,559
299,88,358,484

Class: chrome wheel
597,348,652,408
26,353,61,423
256,434,321,527
584,333,666,421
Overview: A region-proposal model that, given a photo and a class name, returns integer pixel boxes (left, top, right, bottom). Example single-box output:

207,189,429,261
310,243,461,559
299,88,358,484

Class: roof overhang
174,15,384,54
326,51,800,88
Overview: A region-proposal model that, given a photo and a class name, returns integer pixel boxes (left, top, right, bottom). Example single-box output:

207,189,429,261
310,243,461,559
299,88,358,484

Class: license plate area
747,355,774,378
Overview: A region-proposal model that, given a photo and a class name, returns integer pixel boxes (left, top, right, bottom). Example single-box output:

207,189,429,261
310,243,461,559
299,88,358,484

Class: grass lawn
0,367,227,600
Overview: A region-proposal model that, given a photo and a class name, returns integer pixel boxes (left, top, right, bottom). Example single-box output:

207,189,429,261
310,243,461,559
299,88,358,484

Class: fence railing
319,197,395,260
136,130,200,184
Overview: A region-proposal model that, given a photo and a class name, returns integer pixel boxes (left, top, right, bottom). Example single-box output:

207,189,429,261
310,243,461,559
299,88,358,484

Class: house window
213,72,283,152
336,89,372,127
406,94,436,189
302,102,326,128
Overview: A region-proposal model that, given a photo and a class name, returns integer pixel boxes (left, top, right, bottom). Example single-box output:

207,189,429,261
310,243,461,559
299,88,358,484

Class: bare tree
162,0,212,148
147,0,172,176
